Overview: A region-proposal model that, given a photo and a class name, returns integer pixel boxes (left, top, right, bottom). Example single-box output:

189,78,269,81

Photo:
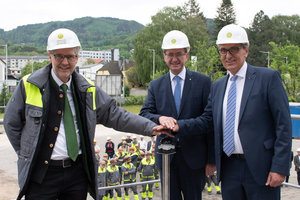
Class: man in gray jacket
3,28,173,200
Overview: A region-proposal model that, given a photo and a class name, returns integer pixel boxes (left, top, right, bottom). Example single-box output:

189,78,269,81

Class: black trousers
162,147,206,200
25,156,88,200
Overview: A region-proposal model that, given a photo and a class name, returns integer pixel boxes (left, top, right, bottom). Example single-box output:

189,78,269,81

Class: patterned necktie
61,83,78,161
223,75,238,157
174,76,181,114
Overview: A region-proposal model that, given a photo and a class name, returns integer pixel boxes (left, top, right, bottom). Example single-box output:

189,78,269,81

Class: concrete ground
1,124,300,200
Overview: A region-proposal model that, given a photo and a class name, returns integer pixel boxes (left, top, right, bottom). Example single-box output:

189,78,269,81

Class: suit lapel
216,75,229,138
179,69,192,117
165,73,177,116
239,64,256,122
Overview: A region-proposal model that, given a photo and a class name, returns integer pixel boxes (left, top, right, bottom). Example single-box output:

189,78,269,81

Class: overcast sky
1,0,299,31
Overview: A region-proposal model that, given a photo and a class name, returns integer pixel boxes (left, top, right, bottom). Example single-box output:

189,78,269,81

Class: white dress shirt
170,67,186,97
222,62,248,154
50,69,82,160
139,139,147,150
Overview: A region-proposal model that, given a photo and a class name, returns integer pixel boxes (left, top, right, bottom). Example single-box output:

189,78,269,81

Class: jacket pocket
264,137,275,149
27,108,42,136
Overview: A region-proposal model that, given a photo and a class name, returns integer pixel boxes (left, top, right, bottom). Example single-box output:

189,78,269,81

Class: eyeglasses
52,54,78,62
218,46,244,56
164,53,186,58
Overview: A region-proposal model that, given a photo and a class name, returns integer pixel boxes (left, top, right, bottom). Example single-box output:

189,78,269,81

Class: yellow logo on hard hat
226,32,232,38
57,34,64,39
171,39,176,44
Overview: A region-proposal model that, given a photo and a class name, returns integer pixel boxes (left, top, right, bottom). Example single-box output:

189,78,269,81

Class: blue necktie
223,75,238,156
174,76,181,114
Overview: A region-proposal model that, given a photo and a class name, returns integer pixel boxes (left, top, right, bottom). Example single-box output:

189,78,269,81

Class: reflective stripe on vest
22,75,96,109
84,77,96,110
23,75,43,108
98,167,106,173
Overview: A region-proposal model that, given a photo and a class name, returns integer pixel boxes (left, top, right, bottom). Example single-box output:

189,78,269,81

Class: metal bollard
157,138,176,200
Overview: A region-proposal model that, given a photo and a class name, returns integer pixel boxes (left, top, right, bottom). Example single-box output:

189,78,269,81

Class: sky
1,0,300,31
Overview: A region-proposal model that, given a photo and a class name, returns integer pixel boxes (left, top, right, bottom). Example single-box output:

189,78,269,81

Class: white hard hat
127,133,132,137
297,148,300,152
47,28,81,52
216,24,249,45
107,137,111,140
161,30,190,52
133,135,137,139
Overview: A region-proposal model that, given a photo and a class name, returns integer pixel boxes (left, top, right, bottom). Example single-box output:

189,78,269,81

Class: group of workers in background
95,135,159,200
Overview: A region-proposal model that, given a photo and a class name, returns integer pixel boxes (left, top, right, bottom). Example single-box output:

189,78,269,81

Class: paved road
1,125,300,200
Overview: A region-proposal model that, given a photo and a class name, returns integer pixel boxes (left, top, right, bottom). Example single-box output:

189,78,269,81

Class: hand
125,172,128,175
205,164,216,178
152,127,175,138
153,124,179,133
265,172,285,187
158,116,177,129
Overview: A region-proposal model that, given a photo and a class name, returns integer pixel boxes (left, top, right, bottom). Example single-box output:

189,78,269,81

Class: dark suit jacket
294,155,300,172
147,140,156,151
140,68,215,170
191,64,292,186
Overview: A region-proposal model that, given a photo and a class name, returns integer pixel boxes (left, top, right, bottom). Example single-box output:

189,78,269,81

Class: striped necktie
223,75,238,156
174,76,181,114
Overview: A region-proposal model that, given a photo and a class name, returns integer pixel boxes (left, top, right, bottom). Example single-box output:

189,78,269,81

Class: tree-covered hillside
0,17,144,57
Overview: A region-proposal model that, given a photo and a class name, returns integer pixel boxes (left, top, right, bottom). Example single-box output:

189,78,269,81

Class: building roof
0,58,6,65
92,58,104,63
99,61,122,75
124,60,135,71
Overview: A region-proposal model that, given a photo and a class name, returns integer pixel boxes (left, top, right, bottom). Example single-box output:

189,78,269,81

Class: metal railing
98,179,160,191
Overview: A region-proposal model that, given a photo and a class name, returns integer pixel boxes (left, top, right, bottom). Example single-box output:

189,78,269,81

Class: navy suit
181,64,292,199
140,68,214,200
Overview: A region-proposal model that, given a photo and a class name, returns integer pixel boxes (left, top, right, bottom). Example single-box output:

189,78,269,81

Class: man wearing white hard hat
162,24,292,200
294,148,300,185
140,30,215,200
105,136,115,159
3,28,174,200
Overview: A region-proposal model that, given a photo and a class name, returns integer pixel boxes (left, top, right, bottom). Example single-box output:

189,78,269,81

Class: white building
79,49,119,62
79,63,105,82
0,55,49,70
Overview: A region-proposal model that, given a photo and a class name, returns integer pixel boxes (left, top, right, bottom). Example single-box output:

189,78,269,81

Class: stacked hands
151,116,216,178
152,116,179,135
151,116,285,187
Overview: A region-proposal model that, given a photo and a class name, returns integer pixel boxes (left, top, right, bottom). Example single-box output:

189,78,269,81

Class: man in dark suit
147,136,156,151
294,148,300,185
140,30,215,200
158,24,292,200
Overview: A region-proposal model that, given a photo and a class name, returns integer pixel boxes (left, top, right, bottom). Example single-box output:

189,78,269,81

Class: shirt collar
51,68,72,90
228,61,248,80
170,67,186,81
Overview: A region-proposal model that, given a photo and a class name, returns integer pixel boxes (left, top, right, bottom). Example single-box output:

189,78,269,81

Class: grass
120,105,143,114
0,113,4,118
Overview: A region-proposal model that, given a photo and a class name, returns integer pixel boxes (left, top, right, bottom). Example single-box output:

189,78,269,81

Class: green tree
269,41,300,101
182,0,205,20
212,0,236,41
272,14,300,46
125,66,142,87
247,10,277,67
0,83,11,113
185,40,224,82
21,60,50,78
134,5,209,86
